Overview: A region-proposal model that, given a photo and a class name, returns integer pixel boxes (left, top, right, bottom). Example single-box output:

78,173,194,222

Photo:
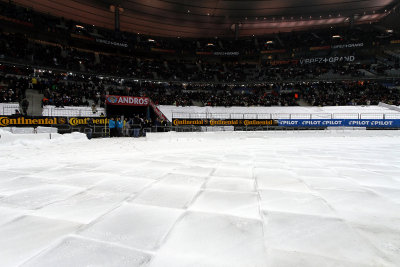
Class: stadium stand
0,0,399,125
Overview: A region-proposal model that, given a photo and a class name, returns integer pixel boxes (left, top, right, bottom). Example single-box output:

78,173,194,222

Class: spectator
21,98,29,115
91,103,97,114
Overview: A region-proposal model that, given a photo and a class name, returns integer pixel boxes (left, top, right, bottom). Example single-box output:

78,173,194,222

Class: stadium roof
9,0,399,37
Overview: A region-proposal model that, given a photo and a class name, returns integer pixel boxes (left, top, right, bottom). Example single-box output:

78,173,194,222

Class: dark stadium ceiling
8,0,399,37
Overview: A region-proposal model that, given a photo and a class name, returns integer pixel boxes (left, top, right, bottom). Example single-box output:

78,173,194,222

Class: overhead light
148,38,155,42
332,35,341,38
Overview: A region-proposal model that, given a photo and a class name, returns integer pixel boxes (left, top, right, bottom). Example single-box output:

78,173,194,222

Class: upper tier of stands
1,1,398,55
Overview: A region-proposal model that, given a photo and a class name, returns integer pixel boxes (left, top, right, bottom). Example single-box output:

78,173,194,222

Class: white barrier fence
0,103,20,115
42,106,106,117
171,112,400,120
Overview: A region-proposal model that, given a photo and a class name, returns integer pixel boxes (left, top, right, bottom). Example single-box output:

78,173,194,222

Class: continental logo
0,117,58,127
69,118,109,126
173,119,205,126
0,116,109,127
172,119,277,126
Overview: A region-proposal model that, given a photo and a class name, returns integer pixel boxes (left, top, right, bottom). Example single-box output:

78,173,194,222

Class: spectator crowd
1,67,400,109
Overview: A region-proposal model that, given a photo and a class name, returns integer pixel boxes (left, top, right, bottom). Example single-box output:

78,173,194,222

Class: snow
0,130,400,266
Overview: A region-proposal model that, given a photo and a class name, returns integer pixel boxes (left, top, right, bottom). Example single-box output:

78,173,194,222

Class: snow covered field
1,130,400,266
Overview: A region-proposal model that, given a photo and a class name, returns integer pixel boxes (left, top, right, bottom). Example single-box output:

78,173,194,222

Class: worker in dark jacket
116,118,124,137
86,118,94,139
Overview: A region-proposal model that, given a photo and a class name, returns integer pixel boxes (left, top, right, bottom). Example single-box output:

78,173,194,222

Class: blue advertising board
278,119,400,128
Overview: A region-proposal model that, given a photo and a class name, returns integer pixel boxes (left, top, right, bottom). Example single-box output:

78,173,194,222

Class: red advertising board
105,95,150,106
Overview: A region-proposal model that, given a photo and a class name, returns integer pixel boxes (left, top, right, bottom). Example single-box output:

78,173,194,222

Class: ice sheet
205,176,255,192
79,204,183,250
149,212,266,267
22,236,152,267
259,190,335,216
190,190,260,219
263,211,387,266
34,192,126,224
0,216,80,266
0,130,400,266
0,184,83,210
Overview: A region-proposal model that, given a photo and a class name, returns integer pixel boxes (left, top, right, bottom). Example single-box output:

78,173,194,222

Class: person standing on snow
109,117,116,137
116,117,124,137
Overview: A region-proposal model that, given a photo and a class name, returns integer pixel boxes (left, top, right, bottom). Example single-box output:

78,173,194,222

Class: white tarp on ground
0,130,400,266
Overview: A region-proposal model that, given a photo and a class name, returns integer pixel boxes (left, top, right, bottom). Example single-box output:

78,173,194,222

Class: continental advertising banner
172,118,278,126
0,116,109,127
105,95,150,106
278,119,400,128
